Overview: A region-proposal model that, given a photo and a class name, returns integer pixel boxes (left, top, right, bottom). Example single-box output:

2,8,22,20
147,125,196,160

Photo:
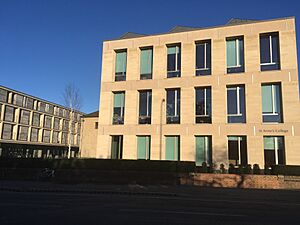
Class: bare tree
62,83,82,159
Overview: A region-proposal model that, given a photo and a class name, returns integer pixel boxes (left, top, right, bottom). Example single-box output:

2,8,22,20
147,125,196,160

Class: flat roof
0,85,85,115
104,16,295,42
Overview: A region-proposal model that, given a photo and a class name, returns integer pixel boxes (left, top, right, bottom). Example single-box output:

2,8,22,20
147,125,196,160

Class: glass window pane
114,93,125,107
272,34,280,64
137,136,150,160
4,106,14,122
115,51,127,73
264,137,275,150
2,123,13,139
195,136,211,166
260,35,271,63
196,44,205,69
227,88,237,114
227,40,237,67
0,89,8,102
140,48,152,75
165,136,179,161
262,85,273,113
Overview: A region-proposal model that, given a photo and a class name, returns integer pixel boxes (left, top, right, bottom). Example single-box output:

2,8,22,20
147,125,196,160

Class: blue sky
0,0,299,113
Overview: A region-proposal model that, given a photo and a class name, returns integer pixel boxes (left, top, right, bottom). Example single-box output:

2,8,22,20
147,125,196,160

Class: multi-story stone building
0,86,83,158
97,17,300,168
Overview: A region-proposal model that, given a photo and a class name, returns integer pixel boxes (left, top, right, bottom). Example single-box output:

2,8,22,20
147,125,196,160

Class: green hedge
0,158,195,173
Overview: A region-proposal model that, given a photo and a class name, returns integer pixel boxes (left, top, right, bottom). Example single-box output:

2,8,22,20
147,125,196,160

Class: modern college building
0,86,83,158
96,17,300,168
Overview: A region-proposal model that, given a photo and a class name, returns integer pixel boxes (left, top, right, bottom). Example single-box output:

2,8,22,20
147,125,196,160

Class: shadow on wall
212,143,228,170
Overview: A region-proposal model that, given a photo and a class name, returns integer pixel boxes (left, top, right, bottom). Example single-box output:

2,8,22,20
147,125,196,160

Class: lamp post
160,98,165,160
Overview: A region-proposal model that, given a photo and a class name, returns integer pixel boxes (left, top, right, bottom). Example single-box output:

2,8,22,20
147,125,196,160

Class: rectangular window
43,130,51,143
0,103,2,119
25,97,34,109
196,40,211,76
62,132,68,144
0,88,8,103
262,83,283,123
195,87,212,123
52,131,59,143
30,128,39,142
260,32,280,71
195,136,212,166
32,113,40,127
264,136,285,166
19,110,30,125
111,135,123,159
137,136,151,160
140,47,153,79
4,106,15,122
165,136,180,161
18,126,29,141
166,89,180,124
167,45,181,78
226,37,244,73
228,136,248,166
38,102,46,112
112,92,125,125
13,94,24,107
115,50,127,81
62,120,68,131
139,90,152,124
227,85,246,123
53,118,60,130
2,123,13,140
95,122,98,129
44,116,52,129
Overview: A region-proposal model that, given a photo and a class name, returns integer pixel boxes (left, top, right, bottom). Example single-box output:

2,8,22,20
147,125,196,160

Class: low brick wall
181,173,300,189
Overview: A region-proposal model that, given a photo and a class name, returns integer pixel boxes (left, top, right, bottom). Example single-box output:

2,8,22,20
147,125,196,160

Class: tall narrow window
262,83,283,123
167,45,181,78
4,106,15,122
18,126,29,141
264,136,285,166
140,47,153,79
226,37,244,74
227,85,246,123
260,32,280,71
166,89,180,124
137,136,151,160
32,113,40,127
115,50,127,81
19,110,30,125
30,128,39,142
228,136,248,166
2,123,13,140
195,136,212,166
43,130,51,143
139,90,152,124
113,92,125,125
0,88,8,102
13,94,24,107
195,87,212,123
165,136,180,161
111,135,123,159
196,40,211,76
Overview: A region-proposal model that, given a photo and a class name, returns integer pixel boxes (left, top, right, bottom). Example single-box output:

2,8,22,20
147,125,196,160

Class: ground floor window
228,136,248,166
165,136,180,161
195,136,212,166
137,136,151,160
264,136,285,166
111,135,123,159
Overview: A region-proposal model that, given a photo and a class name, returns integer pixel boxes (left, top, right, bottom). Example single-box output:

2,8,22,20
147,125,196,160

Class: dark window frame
195,40,212,76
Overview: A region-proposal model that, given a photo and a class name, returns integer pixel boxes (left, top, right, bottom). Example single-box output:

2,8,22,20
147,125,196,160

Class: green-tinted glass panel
116,52,127,73
274,85,280,113
195,137,205,165
262,85,273,113
167,46,176,54
114,93,124,107
264,137,275,150
137,136,147,159
166,136,178,160
228,136,239,141
227,40,237,67
140,49,152,75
